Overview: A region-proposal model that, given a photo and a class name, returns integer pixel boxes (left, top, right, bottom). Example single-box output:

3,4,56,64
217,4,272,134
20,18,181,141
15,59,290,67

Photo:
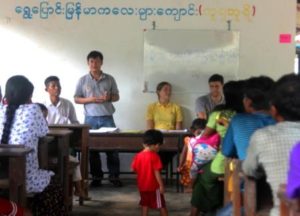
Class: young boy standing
131,129,168,216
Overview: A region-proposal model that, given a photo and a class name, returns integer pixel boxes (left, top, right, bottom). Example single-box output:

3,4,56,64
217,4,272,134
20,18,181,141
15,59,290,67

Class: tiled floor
71,179,191,216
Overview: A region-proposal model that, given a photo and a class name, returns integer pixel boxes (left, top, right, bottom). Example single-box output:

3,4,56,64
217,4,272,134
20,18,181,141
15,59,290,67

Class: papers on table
89,127,119,133
159,129,188,133
89,128,188,133
121,130,144,133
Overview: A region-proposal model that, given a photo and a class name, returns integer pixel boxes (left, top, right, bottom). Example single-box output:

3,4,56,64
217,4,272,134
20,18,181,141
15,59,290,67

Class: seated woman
0,75,66,215
146,81,183,168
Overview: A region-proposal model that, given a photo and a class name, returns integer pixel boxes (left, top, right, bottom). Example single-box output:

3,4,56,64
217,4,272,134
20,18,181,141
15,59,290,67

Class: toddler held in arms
178,119,220,191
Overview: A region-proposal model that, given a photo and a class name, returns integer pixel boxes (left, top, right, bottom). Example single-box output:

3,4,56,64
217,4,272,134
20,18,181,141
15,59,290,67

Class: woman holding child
190,80,245,216
0,75,65,215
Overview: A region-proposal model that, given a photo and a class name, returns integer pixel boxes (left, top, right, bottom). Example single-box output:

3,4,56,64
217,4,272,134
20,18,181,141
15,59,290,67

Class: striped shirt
222,112,275,160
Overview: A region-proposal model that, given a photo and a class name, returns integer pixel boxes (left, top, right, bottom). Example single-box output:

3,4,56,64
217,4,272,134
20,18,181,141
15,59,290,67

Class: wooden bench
0,144,32,207
278,184,300,216
223,157,232,205
43,129,72,214
223,158,243,216
49,124,90,205
243,174,273,216
224,158,274,216
232,159,243,216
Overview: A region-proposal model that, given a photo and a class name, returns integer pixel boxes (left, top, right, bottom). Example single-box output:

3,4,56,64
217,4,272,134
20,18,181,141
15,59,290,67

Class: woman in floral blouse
0,75,66,215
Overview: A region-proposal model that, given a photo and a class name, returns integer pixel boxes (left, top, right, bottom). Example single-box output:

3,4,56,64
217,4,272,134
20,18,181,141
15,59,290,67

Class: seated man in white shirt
43,75,90,200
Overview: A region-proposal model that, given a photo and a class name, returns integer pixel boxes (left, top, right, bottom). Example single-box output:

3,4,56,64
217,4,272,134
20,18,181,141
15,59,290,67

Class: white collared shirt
44,97,79,124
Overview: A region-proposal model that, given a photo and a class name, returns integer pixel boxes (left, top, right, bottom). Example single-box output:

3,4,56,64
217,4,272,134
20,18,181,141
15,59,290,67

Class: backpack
190,133,221,167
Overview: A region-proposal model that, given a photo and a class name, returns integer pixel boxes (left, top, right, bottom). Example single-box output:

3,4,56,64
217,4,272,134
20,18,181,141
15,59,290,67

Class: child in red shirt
131,129,168,216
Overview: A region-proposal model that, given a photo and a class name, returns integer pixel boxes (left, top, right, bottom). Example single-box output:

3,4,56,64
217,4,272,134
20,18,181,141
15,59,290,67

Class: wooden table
46,129,72,212
278,184,300,216
0,144,33,207
48,124,89,181
89,131,188,192
243,174,274,216
48,124,90,205
47,129,72,183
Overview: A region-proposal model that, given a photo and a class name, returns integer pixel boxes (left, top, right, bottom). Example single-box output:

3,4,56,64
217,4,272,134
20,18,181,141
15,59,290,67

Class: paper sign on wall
279,34,292,43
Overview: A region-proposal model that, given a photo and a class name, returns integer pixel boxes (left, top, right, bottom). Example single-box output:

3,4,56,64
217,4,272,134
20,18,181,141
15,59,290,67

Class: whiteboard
143,30,239,93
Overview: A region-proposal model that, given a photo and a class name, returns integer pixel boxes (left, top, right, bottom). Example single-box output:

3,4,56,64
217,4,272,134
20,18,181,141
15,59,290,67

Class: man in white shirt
43,75,90,200
44,76,79,124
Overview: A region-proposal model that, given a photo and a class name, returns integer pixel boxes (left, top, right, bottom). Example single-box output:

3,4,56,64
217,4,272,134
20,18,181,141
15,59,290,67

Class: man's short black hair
143,129,164,146
244,89,270,111
87,50,103,61
271,73,300,121
44,76,59,87
208,74,224,84
244,76,274,93
243,76,275,111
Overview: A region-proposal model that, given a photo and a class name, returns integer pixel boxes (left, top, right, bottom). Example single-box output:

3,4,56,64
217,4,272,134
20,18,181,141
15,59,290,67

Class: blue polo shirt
222,112,275,160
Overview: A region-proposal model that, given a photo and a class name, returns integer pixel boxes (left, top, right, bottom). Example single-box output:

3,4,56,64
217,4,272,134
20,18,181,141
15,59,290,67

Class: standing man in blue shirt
74,50,122,187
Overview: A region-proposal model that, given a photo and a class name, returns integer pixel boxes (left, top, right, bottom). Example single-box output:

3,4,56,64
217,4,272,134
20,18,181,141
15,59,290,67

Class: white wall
0,0,296,129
